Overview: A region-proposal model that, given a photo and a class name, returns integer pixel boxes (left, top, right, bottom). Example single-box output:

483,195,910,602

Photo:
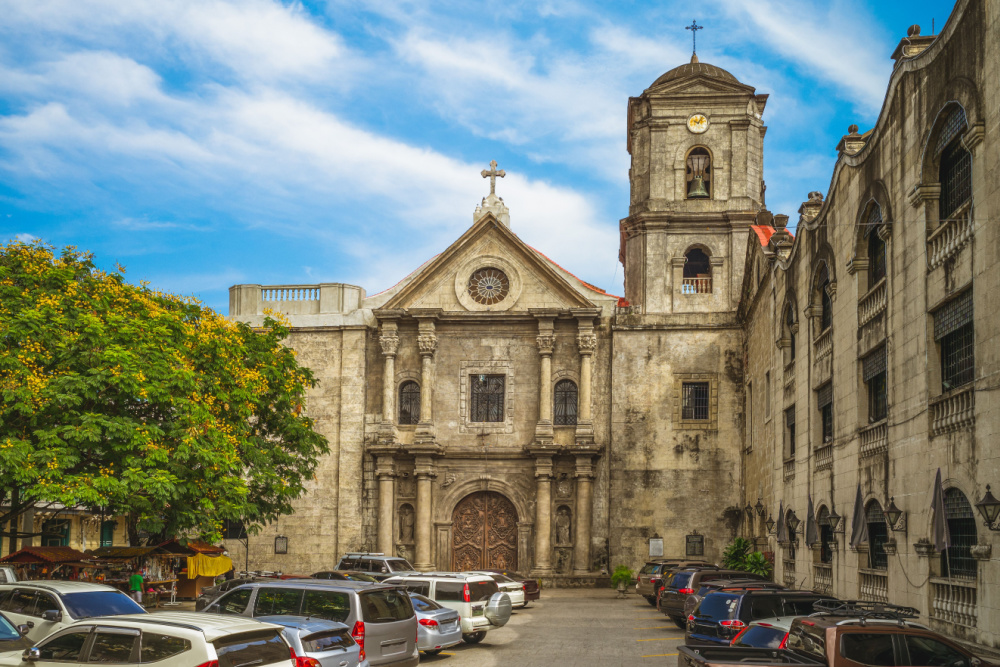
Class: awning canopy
0,546,92,564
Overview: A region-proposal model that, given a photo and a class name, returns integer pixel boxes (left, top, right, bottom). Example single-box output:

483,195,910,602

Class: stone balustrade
782,561,797,588
931,578,978,628
230,282,365,317
681,277,712,294
783,459,795,481
812,329,832,385
813,564,833,594
928,212,973,270
859,421,888,458
858,278,887,327
930,386,975,436
262,285,319,302
859,570,889,603
815,444,833,471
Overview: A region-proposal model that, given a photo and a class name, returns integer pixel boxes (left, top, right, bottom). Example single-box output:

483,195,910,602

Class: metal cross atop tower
686,20,703,55
481,160,506,196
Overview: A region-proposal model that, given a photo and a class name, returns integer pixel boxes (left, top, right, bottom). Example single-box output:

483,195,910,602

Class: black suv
686,589,837,646
681,579,785,620
636,560,713,605
658,568,764,626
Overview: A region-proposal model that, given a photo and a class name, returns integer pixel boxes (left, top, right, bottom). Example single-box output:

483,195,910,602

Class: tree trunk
8,487,18,555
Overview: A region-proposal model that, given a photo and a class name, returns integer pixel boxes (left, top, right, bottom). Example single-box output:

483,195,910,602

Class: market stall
86,546,181,607
0,546,96,580
158,539,232,600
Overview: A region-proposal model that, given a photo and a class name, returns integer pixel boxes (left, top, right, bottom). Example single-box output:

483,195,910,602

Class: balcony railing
859,569,888,603
813,328,832,359
813,564,833,594
261,285,320,302
928,211,973,270
859,421,888,458
681,277,712,294
930,385,975,437
783,561,797,588
783,459,796,481
815,444,833,471
858,278,887,327
931,578,978,628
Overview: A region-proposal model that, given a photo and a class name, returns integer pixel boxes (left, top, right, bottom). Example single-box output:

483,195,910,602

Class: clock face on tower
687,113,709,134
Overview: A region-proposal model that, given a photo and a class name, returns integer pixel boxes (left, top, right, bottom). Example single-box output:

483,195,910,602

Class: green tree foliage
0,241,329,545
722,537,774,579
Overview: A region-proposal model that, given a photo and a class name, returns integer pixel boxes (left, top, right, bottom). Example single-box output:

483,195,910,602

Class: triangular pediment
647,76,755,97
380,214,603,313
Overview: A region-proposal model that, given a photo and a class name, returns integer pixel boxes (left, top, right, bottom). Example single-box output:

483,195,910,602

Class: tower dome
650,56,740,87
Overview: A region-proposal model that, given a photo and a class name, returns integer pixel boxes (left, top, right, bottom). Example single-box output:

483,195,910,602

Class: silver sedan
408,593,463,656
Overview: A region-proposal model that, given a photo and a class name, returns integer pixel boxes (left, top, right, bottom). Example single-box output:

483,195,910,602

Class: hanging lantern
975,485,1000,529
755,499,766,516
765,514,776,534
787,511,801,534
883,497,903,529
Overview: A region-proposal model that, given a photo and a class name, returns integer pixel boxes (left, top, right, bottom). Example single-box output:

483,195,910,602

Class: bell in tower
686,148,711,198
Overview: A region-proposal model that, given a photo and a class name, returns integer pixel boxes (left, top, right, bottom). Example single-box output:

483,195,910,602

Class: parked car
679,600,999,667
259,615,369,667
482,569,540,605
197,576,269,611
200,579,418,667
384,572,511,644
660,568,764,626
683,580,785,620
636,559,714,605
0,611,31,654
0,612,296,667
334,554,417,582
729,617,794,648
686,589,836,646
407,593,462,656
465,571,525,608
0,568,17,585
312,571,379,583
0,582,146,643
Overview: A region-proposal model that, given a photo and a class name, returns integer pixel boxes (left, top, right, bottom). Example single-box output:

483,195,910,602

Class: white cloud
14,233,37,243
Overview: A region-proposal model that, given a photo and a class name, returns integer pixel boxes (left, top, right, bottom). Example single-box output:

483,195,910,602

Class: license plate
473,607,484,616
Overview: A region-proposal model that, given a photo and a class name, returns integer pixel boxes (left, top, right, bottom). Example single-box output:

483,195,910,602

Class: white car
0,612,296,666
464,571,526,608
0,582,145,643
384,573,511,644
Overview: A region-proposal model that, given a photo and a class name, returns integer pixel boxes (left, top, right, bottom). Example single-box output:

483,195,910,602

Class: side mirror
22,648,41,662
40,610,62,622
16,625,29,637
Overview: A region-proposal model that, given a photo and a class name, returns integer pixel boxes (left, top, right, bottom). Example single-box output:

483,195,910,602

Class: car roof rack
343,552,385,557
811,599,919,625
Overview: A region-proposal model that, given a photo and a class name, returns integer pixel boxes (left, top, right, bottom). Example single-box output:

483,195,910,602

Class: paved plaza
421,588,683,667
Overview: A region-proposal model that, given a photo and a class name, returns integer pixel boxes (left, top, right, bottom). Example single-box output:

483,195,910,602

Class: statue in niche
399,504,414,542
555,506,572,546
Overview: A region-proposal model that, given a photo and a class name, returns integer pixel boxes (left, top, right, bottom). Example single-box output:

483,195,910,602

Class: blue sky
1,0,956,312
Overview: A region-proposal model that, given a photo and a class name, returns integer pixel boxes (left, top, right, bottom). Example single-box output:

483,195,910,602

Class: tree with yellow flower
0,240,328,548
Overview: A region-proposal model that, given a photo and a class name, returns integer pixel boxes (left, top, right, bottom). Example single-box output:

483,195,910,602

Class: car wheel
646,596,656,606
522,602,530,609
463,632,486,644
672,617,686,629
424,649,442,656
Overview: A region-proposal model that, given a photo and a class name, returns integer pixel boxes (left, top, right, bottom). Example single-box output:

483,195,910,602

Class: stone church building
230,0,999,651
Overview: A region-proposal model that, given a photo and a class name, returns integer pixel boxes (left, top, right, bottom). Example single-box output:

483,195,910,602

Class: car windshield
668,572,694,590
409,594,442,612
695,593,739,620
490,574,515,584
639,564,659,575
345,573,377,582
61,592,145,619
467,581,499,602
385,559,414,572
0,614,18,640
360,589,413,623
734,625,787,649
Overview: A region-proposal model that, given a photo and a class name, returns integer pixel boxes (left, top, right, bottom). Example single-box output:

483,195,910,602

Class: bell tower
619,54,768,314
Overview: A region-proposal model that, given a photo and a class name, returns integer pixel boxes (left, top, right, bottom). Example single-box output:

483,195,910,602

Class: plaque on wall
649,537,664,557
686,533,704,557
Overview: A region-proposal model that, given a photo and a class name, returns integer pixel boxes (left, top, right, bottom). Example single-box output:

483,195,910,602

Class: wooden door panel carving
451,491,518,571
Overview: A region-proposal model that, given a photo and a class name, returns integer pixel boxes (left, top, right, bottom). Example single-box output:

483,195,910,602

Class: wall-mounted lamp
755,499,766,516
975,485,1000,530
765,514,776,534
786,510,801,535
744,503,755,520
883,496,906,532
825,506,843,532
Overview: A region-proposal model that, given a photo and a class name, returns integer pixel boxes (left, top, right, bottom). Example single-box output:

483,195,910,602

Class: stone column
574,311,599,441
375,455,396,554
416,318,437,442
537,327,555,424
413,454,436,571
379,322,399,425
531,455,554,574
573,455,594,574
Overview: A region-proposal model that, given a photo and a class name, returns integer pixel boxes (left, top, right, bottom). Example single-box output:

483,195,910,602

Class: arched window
785,305,796,362
942,488,977,579
817,264,832,331
937,107,971,221
682,248,712,294
398,381,420,425
865,205,886,288
866,500,888,570
817,506,833,564
554,379,578,425
686,147,712,199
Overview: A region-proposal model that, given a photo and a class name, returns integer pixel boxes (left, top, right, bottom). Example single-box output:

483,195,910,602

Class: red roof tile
0,546,92,563
750,225,794,247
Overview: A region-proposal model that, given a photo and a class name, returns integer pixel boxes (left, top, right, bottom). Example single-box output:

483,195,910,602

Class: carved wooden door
451,491,518,571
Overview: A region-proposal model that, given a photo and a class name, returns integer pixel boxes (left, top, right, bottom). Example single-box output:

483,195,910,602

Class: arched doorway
451,491,518,571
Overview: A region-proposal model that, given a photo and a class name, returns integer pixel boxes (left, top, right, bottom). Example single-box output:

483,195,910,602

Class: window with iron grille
786,307,796,361
682,382,710,420
765,372,771,420
817,383,833,443
866,207,886,288
470,374,505,422
818,265,832,331
818,508,834,565
941,324,974,390
398,381,421,425
785,406,796,458
866,501,888,570
941,488,977,579
553,379,578,425
937,107,971,221
863,346,888,422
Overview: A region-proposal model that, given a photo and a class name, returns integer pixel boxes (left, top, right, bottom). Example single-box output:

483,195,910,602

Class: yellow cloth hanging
186,554,233,579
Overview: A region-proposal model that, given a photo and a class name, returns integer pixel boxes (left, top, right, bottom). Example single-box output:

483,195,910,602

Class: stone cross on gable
481,160,506,196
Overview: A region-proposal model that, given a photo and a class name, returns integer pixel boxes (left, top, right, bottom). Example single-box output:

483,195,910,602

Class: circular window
468,267,510,305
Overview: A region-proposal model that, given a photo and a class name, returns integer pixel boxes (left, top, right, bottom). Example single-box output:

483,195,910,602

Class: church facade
229,0,999,651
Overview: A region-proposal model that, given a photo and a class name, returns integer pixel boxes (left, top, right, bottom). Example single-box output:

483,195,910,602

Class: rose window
468,268,510,305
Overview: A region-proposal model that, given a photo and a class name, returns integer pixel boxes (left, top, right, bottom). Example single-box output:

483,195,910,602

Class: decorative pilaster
375,455,396,554
533,312,557,443
416,317,437,442
379,322,400,427
572,309,600,442
410,447,441,571
572,454,594,574
530,453,554,575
